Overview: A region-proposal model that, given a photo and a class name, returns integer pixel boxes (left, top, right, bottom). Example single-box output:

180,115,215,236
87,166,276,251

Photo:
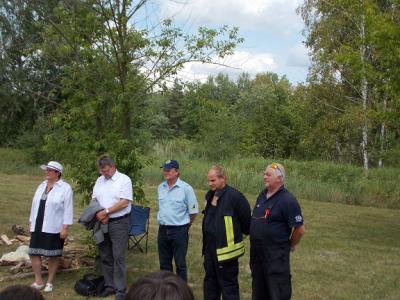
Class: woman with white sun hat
28,161,73,293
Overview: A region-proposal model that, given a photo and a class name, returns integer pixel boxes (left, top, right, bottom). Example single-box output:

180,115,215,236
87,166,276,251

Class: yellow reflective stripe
224,216,234,247
217,247,245,262
216,241,245,255
218,216,244,262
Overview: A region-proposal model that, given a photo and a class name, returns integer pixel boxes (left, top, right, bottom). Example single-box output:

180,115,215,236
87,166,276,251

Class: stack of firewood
0,225,95,282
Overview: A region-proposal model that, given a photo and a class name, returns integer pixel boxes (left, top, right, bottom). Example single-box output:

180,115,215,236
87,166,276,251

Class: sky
153,0,310,84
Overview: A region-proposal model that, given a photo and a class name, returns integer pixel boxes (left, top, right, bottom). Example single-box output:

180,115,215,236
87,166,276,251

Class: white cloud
286,43,310,67
152,0,310,83
175,50,277,82
158,0,303,35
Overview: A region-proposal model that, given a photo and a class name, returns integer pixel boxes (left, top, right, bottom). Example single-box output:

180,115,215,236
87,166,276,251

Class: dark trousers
203,244,240,300
157,224,189,281
98,216,130,300
250,240,292,300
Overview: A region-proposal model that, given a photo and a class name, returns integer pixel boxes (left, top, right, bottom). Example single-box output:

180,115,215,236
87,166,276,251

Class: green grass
0,172,399,299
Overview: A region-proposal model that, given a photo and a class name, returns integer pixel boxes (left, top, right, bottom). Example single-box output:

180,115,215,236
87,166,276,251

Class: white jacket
29,179,73,233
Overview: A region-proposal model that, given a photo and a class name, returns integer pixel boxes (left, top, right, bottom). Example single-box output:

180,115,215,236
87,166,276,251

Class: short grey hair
97,155,115,168
266,162,286,182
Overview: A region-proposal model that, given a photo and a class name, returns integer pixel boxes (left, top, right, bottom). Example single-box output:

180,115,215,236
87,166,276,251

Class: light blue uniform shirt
157,178,199,226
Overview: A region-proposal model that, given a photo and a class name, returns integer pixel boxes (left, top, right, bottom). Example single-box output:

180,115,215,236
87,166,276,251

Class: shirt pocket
171,197,186,213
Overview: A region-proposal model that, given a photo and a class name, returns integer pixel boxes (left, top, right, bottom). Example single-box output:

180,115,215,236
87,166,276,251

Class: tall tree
299,0,400,168
31,0,244,197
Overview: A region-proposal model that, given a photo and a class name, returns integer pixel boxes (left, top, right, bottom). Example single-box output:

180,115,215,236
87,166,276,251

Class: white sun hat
40,161,63,173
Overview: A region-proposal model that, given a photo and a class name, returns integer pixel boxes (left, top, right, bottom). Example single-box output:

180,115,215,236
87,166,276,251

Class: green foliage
0,1,65,146
147,72,300,160
235,73,298,158
79,230,99,258
298,0,400,168
15,117,52,163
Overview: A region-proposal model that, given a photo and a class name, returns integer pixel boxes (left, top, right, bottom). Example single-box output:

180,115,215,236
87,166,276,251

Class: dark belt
159,224,189,229
109,213,129,222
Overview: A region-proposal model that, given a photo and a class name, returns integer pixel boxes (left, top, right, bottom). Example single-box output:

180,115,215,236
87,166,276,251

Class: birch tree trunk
360,3,369,170
378,97,387,167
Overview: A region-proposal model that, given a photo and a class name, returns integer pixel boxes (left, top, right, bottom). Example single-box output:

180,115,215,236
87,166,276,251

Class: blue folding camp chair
128,205,150,253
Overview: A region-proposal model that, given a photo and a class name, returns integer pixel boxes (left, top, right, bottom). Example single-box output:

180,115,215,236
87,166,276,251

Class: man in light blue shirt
157,159,199,281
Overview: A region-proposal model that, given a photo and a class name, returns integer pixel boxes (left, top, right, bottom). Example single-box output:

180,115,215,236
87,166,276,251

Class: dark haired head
125,271,194,300
0,285,45,300
97,155,116,168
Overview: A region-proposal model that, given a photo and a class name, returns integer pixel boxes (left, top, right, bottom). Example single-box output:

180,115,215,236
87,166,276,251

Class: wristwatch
105,208,110,215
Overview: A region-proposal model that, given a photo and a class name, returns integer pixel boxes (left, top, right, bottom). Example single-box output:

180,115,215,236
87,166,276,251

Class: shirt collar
55,178,64,186
103,170,120,182
44,178,64,187
111,170,120,181
264,185,285,200
214,184,228,197
163,177,182,188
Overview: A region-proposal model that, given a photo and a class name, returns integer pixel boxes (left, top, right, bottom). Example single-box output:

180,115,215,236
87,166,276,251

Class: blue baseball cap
160,159,179,170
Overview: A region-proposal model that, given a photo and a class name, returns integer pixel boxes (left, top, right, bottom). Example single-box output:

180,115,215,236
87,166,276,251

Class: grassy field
0,170,399,299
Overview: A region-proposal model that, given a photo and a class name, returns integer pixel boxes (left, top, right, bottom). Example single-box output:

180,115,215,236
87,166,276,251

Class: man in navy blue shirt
250,163,305,300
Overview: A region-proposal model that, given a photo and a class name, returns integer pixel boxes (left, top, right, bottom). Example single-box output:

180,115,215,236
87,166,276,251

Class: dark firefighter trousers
250,240,292,300
203,244,240,300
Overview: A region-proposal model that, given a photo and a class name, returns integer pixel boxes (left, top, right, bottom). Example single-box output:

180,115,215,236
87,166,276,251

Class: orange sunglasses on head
270,163,283,177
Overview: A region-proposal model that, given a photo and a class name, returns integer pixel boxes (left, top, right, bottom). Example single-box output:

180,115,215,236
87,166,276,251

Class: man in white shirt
91,155,133,300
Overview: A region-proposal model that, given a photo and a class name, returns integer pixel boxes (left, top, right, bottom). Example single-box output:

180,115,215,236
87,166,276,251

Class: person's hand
96,209,107,220
60,227,68,240
290,245,296,252
96,210,109,224
100,216,109,224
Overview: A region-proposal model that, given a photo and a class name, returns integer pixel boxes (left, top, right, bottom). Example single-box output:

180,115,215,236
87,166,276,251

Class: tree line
1,0,399,197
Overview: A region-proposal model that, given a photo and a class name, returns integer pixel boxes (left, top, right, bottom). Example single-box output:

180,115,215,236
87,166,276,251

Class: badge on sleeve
295,215,303,222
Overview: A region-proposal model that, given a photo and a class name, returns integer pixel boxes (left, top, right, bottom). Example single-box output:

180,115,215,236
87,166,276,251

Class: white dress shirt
92,170,133,218
29,179,74,233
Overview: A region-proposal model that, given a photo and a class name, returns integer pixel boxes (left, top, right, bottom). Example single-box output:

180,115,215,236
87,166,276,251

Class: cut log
0,261,17,266
9,262,25,274
1,234,12,245
60,257,73,269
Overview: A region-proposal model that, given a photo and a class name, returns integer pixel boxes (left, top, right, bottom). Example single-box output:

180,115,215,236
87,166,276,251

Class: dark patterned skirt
28,198,64,257
28,231,65,257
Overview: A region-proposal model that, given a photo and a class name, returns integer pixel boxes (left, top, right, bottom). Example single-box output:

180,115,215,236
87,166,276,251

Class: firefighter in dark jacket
250,163,305,300
202,165,251,300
